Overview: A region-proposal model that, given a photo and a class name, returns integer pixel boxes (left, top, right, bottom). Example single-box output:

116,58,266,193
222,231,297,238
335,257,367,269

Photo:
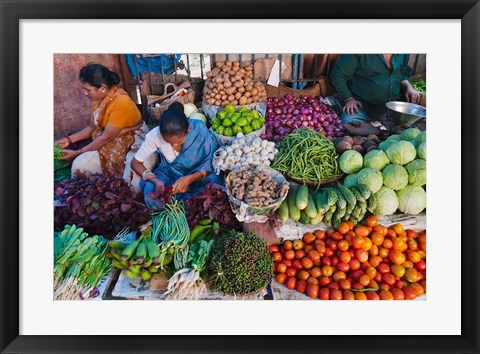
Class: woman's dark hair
159,109,189,137
79,63,121,88
168,101,185,112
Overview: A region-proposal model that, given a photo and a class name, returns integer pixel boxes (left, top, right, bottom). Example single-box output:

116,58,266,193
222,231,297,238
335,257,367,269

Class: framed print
1,0,479,353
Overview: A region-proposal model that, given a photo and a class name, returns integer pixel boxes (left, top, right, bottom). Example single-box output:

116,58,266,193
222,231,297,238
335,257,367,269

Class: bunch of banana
107,228,172,281
188,219,220,244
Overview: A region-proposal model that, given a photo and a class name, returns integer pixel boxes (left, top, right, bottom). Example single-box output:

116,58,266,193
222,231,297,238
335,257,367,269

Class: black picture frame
1,1,478,353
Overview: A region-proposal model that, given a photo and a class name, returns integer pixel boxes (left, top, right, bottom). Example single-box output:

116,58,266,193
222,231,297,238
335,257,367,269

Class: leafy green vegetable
418,141,426,160
54,145,66,159
382,164,409,191
363,149,390,171
410,77,426,95
54,174,150,239
339,150,363,174
401,128,421,141
54,145,70,182
405,159,426,186
385,141,417,166
343,173,358,188
357,168,383,193
414,131,426,147
396,186,426,215
374,186,399,216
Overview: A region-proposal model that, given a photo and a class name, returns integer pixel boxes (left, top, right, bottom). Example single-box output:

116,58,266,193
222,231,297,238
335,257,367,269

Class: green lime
238,107,248,114
251,120,262,131
222,118,233,127
237,117,248,127
224,127,233,136
251,110,259,119
216,126,225,135
217,111,227,120
242,125,253,135
233,125,243,135
211,118,221,126
224,103,236,114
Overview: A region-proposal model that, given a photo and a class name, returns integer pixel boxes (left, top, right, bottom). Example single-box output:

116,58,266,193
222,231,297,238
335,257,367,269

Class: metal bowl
386,101,426,126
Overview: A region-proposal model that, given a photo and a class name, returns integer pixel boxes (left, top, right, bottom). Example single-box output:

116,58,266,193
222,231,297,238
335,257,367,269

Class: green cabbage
379,140,395,152
387,134,401,141
418,141,426,160
396,186,426,215
343,174,358,188
414,131,426,147
357,168,383,193
374,186,399,216
401,128,421,141
363,149,390,171
405,159,426,186
382,164,409,191
386,141,417,165
183,103,198,118
189,112,207,123
339,150,363,174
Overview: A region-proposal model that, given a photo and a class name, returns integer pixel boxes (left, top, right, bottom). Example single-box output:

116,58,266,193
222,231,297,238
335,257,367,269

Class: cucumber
328,204,337,213
309,212,324,225
356,183,371,200
334,189,347,209
299,210,310,224
350,187,366,203
288,190,301,222
335,207,347,219
314,192,325,213
278,201,289,222
305,193,318,218
337,182,356,206
296,184,309,210
367,193,378,213
326,189,338,206
332,216,342,229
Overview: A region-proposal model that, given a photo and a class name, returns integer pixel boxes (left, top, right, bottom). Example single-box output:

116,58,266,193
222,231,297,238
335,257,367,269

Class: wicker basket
147,82,196,121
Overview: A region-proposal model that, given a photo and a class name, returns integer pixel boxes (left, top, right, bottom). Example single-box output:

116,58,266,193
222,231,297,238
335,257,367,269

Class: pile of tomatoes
270,215,427,300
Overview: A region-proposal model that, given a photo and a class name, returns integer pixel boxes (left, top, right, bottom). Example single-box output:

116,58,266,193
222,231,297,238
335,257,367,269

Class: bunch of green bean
151,200,190,270
272,128,341,183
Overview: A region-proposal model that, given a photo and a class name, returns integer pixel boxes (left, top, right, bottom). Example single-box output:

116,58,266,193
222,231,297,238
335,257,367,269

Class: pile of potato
335,134,381,155
228,167,288,207
203,61,267,107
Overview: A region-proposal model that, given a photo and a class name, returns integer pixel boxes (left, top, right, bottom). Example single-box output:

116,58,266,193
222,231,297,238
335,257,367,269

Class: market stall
53,58,427,301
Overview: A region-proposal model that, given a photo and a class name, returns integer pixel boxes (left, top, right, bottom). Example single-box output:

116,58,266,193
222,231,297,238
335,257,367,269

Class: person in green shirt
330,54,421,125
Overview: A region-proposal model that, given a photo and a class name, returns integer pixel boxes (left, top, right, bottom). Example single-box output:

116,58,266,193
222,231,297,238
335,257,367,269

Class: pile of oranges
270,215,426,300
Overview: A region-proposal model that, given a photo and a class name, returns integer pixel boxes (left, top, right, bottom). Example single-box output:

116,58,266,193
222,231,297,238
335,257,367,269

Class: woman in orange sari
56,64,143,177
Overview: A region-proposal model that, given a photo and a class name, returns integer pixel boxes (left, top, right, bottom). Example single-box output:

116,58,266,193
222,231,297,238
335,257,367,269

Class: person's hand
172,176,191,195
59,149,80,160
55,137,71,149
405,87,421,104
153,179,165,191
343,99,363,115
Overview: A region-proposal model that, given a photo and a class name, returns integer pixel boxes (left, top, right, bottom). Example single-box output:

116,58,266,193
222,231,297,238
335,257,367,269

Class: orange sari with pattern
91,87,141,176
